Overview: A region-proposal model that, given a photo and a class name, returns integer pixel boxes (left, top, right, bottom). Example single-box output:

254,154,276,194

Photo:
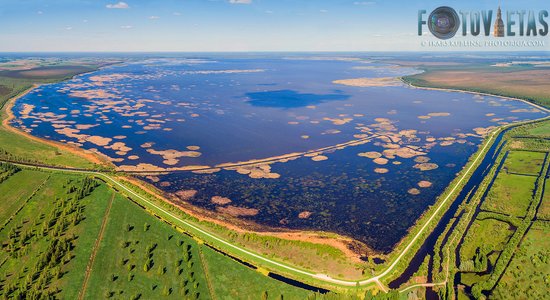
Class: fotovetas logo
418,6,549,39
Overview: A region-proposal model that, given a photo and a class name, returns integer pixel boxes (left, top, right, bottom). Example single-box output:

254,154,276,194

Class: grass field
0,170,108,298
435,139,550,299
459,218,514,266
503,151,546,175
526,121,550,137
482,173,537,217
200,245,311,299
83,195,211,299
57,184,114,299
491,221,550,300
202,222,363,280
0,170,49,222
0,164,315,299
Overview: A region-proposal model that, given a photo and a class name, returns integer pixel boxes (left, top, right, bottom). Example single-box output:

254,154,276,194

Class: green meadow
0,165,318,299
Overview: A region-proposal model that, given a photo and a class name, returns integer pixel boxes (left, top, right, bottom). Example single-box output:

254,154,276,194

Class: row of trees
0,162,20,184
1,177,100,299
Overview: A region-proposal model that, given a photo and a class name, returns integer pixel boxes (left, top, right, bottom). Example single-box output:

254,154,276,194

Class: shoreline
400,77,550,114
119,174,368,263
5,68,550,275
3,84,113,167
1,69,371,267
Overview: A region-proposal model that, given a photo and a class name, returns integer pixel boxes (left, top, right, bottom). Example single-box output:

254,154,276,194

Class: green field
430,142,550,299
83,195,211,299
526,120,550,137
459,218,514,270
0,165,319,299
0,170,108,298
491,222,550,300
200,245,310,299
482,173,537,217
0,168,49,222
503,151,546,175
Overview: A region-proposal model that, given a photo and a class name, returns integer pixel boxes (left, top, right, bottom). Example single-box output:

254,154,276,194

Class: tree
162,286,171,296
144,260,152,272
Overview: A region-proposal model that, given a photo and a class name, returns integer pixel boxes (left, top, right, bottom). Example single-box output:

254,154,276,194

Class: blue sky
0,0,548,52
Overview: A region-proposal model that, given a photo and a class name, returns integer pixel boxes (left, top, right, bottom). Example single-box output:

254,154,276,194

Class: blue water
12,55,547,252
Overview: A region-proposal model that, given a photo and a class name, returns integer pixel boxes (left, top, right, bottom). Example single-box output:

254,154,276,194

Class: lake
12,55,547,253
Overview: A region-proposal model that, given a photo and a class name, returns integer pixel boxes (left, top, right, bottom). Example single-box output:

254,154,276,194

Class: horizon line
1,50,549,54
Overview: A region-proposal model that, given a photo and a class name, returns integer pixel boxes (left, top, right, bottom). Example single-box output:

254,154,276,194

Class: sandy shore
2,84,113,167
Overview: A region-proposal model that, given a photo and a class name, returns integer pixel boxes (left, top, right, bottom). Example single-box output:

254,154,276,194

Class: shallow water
13,55,547,252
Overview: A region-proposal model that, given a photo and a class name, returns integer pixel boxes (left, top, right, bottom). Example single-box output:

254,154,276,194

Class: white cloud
265,10,273,14
106,2,129,9
173,12,182,16
65,26,73,30
354,1,376,5
229,0,252,4
120,25,133,29
149,16,160,20
37,11,43,15
320,9,328,13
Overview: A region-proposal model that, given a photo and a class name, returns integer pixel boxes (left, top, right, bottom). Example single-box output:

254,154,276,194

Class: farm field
82,194,211,300
0,167,49,222
0,169,109,298
526,121,550,137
